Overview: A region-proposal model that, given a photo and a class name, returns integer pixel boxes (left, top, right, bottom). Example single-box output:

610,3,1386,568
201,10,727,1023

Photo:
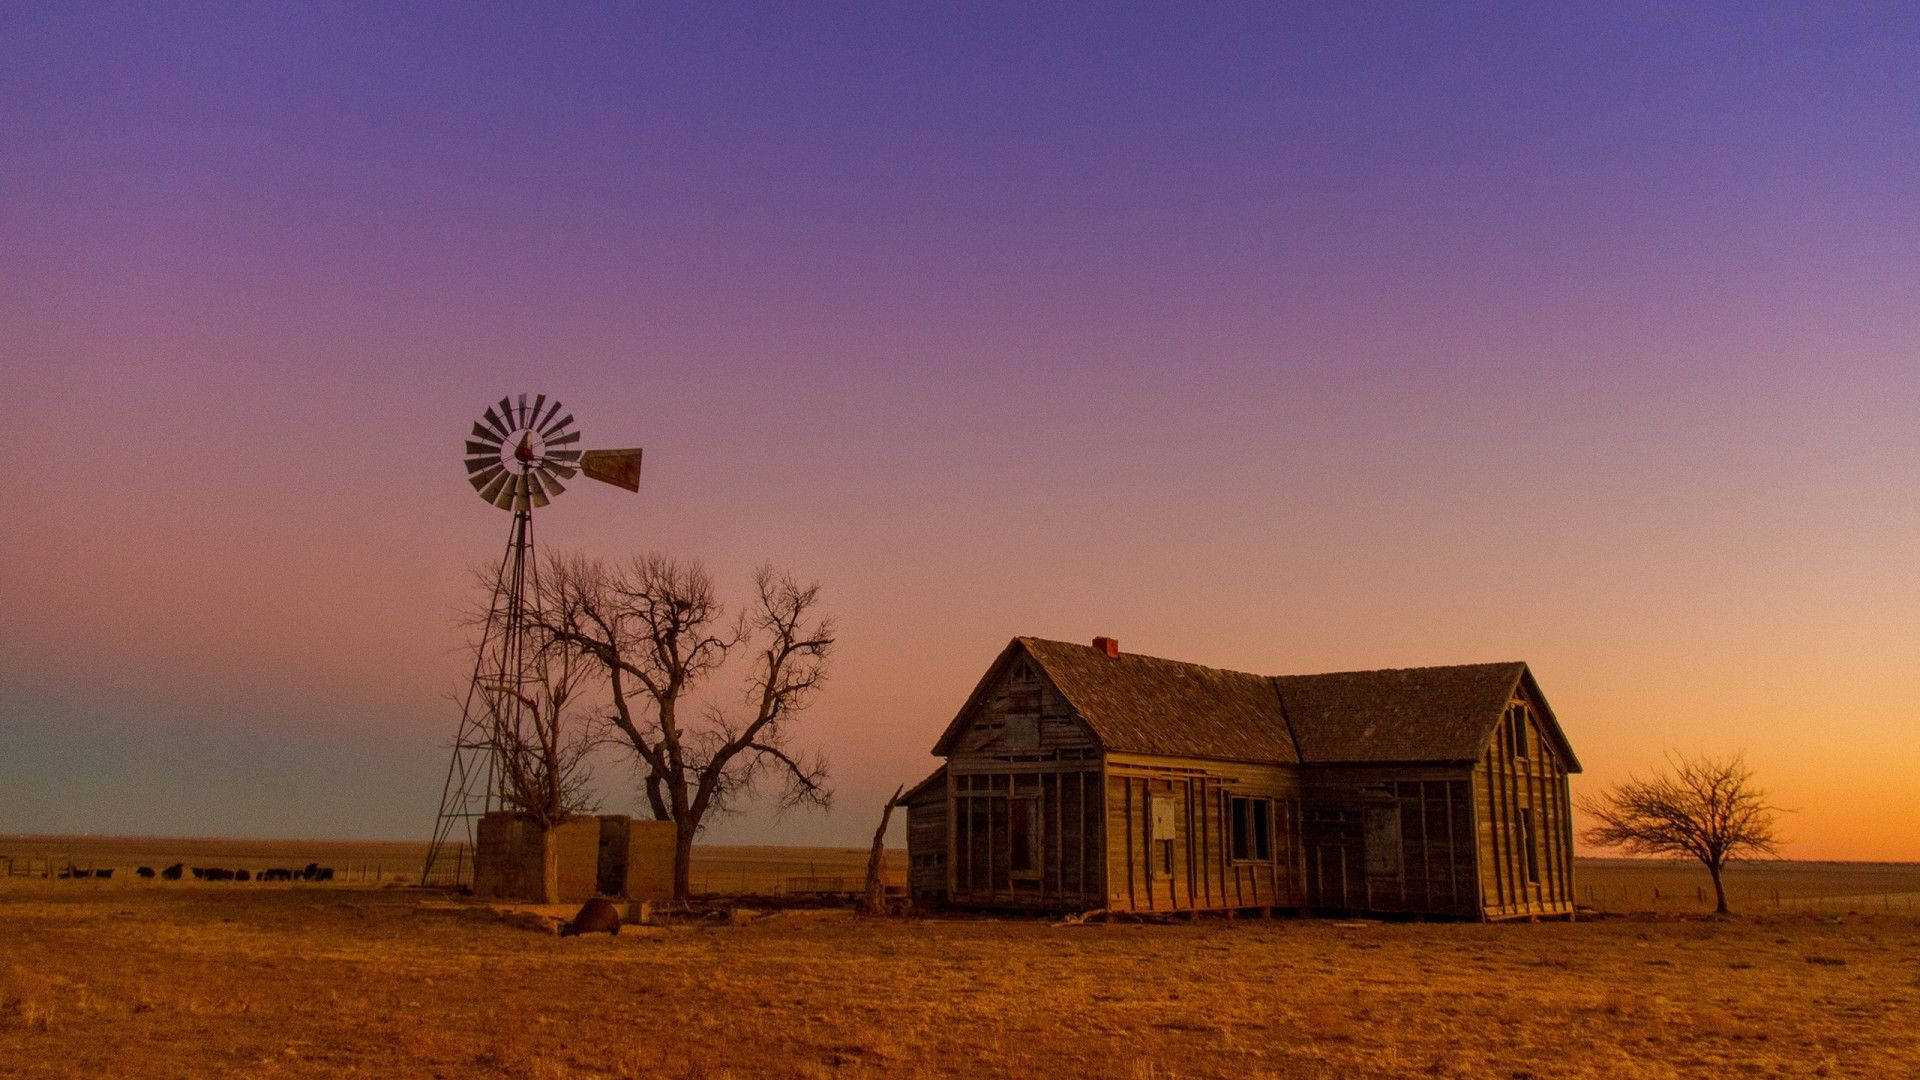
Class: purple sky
4,4,1918,857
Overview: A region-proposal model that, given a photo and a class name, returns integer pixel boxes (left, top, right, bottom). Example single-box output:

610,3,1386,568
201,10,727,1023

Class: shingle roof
1014,637,1300,763
932,638,1578,771
1275,662,1529,764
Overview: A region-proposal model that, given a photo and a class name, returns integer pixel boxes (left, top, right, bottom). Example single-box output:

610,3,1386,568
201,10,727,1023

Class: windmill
421,394,642,886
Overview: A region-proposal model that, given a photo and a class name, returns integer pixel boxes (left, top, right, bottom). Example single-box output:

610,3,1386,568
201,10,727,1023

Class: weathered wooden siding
1103,754,1303,914
1474,686,1577,919
904,779,948,900
1299,767,1480,917
941,653,1105,910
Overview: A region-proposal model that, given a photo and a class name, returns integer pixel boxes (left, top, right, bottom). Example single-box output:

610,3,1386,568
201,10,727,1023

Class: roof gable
932,638,1300,763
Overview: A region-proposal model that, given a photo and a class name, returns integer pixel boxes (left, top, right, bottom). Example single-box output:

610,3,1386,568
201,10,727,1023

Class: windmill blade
468,463,504,492
540,411,574,437
465,455,501,475
506,473,527,512
483,405,511,439
537,398,562,433
517,393,533,428
465,440,501,457
579,448,643,492
546,430,582,447
528,394,547,432
479,469,513,506
470,422,503,446
496,397,516,431
546,449,581,463
528,471,552,508
540,460,577,480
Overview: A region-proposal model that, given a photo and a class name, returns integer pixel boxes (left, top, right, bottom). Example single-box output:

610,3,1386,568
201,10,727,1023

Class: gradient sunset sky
3,4,1916,858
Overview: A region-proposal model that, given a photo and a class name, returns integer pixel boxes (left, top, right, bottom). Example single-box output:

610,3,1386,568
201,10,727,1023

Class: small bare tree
1579,751,1784,915
534,552,833,904
487,642,599,830
460,567,601,903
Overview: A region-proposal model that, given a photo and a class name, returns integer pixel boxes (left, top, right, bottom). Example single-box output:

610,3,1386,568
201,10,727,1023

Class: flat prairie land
5,875,1919,1079
0,836,895,892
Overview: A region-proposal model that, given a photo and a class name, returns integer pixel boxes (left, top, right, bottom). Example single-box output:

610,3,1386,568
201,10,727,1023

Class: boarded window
1513,708,1529,758
1230,797,1273,861
1149,794,1177,879
1003,713,1038,749
1364,805,1401,876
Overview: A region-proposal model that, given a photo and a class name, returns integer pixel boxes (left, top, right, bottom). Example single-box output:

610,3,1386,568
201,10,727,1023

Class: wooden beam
1183,779,1196,910
946,773,958,898
1122,774,1134,912
1077,768,1087,904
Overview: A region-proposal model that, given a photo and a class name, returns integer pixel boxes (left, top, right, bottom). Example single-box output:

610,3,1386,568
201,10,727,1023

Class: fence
1580,882,1920,913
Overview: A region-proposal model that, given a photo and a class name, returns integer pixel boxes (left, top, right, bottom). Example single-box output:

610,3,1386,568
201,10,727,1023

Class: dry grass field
4,841,1918,1078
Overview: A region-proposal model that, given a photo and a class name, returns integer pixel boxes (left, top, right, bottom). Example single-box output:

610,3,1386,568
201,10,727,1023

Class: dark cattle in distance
234,869,251,882
161,863,184,880
137,867,156,879
261,868,293,882
95,868,114,879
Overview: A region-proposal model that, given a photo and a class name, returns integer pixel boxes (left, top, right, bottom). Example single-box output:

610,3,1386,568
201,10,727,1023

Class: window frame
1229,795,1274,863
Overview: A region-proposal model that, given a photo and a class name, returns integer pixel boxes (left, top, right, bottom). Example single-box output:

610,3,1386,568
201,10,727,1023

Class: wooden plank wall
1103,756,1303,914
1474,694,1577,919
1298,770,1479,917
947,767,1102,909
904,784,947,898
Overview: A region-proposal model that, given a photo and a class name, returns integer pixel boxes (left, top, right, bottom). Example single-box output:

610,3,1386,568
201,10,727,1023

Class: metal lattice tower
422,394,642,886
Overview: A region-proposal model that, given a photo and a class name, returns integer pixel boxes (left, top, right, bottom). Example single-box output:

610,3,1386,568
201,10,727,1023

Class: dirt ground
4,877,1918,1079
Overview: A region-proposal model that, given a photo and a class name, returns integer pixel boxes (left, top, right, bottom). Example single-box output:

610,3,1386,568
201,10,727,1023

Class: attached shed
906,637,1581,921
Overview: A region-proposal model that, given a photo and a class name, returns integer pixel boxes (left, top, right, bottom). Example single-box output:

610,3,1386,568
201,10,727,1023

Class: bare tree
534,552,833,904
460,564,601,831
1579,751,1784,915
860,785,904,917
486,641,599,829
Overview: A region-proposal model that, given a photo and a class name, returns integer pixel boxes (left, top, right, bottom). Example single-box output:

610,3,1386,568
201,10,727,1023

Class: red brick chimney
1092,636,1119,658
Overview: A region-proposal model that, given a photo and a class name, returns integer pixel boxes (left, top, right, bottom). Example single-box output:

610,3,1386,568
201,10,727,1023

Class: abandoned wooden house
903,636,1581,920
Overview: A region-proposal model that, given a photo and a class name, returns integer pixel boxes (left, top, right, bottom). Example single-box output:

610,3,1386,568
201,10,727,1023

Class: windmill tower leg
422,509,537,886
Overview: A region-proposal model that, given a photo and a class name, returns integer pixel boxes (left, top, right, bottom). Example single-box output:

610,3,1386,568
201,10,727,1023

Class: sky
2,3,1916,859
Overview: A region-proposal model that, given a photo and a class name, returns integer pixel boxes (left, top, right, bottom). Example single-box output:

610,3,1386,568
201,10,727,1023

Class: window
1519,809,1539,884
1157,839,1174,877
1230,797,1273,862
1009,797,1037,878
1507,705,1530,759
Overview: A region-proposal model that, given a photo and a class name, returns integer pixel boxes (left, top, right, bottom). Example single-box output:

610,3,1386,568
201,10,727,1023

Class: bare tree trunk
860,786,905,916
539,830,560,905
1709,862,1729,915
673,821,696,907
